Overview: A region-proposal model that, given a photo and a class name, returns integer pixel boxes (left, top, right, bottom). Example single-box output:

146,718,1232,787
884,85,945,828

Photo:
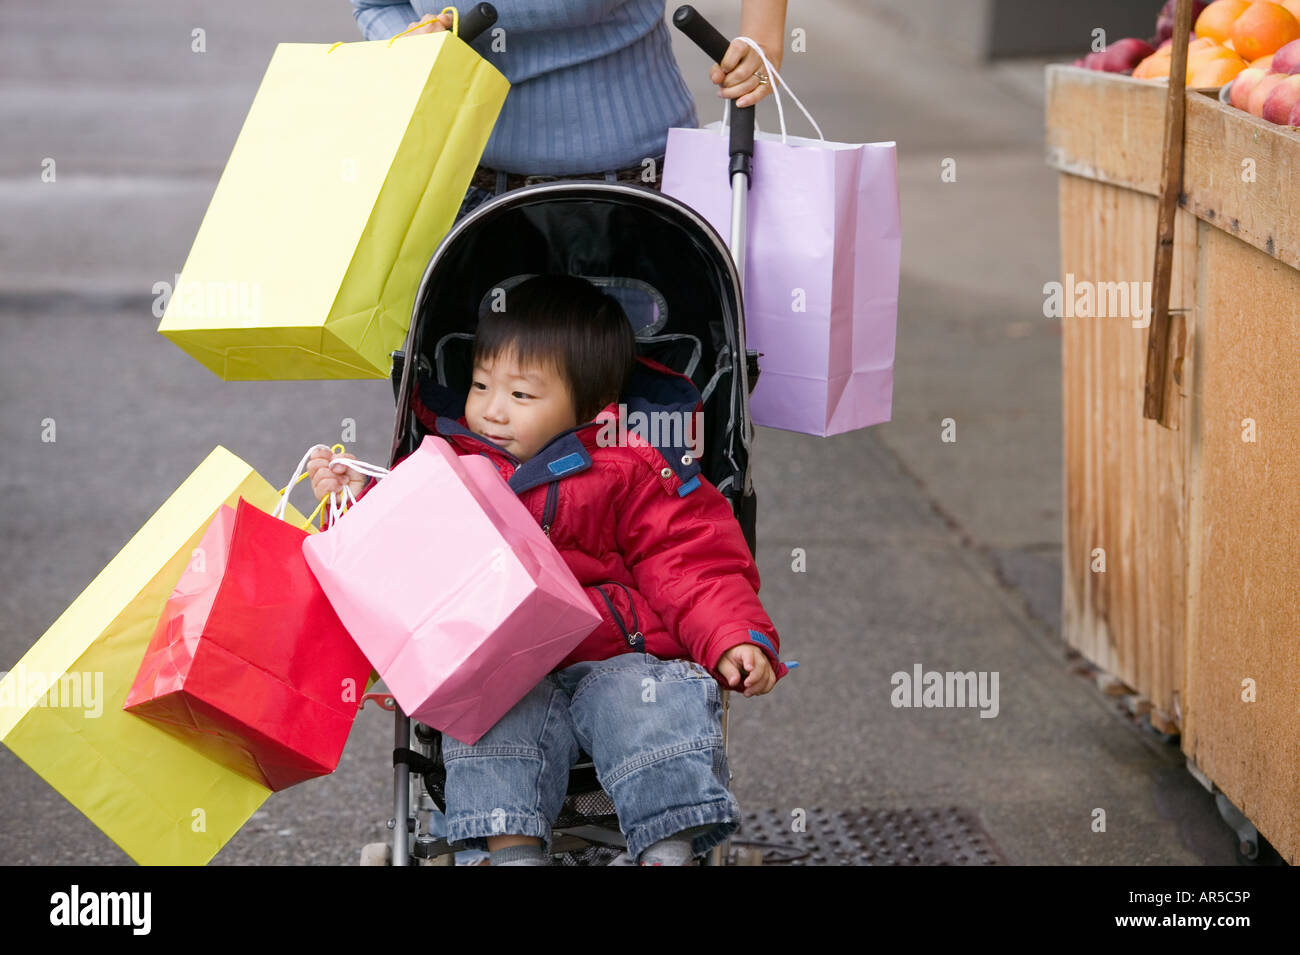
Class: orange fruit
1134,49,1172,79
1192,41,1249,60
1196,0,1253,42
1134,41,1246,83
1231,0,1300,60
1188,56,1249,85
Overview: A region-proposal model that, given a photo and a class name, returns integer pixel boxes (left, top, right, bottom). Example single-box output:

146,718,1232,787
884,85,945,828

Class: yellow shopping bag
158,16,508,380
0,448,317,865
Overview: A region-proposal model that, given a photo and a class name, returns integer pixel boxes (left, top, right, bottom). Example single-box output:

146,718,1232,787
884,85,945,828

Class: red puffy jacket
349,357,789,687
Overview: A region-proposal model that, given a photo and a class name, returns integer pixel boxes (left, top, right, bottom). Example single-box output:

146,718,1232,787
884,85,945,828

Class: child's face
465,350,578,462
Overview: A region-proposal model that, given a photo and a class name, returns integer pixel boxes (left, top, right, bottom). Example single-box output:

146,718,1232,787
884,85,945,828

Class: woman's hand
708,37,782,109
400,11,454,36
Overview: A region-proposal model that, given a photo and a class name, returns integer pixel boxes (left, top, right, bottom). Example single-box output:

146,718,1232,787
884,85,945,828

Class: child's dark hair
473,274,637,423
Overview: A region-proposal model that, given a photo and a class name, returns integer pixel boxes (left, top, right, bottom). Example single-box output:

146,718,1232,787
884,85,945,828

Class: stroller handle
672,4,755,184
457,2,499,44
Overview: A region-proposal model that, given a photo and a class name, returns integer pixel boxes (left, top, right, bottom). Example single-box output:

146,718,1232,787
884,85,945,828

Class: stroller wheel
360,842,393,866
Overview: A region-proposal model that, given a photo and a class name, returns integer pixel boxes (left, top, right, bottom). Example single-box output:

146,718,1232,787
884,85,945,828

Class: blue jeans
455,184,496,224
441,654,739,861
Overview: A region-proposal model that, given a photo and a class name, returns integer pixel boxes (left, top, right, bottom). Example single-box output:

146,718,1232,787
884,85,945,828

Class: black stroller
359,5,768,866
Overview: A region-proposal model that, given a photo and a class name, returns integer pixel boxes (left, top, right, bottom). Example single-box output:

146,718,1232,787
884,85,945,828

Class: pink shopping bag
301,435,600,744
661,40,901,437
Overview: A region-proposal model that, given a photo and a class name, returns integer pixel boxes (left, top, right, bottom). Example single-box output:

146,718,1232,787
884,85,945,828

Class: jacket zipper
594,585,643,651
541,481,558,537
611,581,641,638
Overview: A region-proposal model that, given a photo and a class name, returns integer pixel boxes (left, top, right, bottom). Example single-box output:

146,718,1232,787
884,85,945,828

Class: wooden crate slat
1183,95,1300,272
1183,223,1300,863
1046,66,1167,195
1058,176,1194,717
1048,66,1300,270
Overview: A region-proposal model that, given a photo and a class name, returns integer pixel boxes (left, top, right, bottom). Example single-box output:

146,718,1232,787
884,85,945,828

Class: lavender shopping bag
661,41,901,436
300,436,600,745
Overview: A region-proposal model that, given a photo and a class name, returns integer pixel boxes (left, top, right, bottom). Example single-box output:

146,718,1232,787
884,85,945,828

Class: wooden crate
1047,66,1300,865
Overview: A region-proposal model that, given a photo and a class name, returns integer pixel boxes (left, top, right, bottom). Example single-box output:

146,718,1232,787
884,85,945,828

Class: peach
1261,72,1300,120
1231,65,1270,106
1289,96,1300,123
1272,37,1300,71
1250,53,1276,70
1248,70,1289,113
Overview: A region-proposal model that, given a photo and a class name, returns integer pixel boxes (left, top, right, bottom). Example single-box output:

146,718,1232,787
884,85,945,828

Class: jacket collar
434,416,596,495
419,356,705,493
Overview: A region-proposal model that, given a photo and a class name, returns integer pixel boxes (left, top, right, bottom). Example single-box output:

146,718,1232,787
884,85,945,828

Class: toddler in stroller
308,272,789,865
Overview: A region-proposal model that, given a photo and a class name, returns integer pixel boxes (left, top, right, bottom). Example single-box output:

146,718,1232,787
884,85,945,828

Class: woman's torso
418,0,700,173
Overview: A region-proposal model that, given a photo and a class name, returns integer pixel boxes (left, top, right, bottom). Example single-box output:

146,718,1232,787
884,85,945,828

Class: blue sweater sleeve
350,1,420,41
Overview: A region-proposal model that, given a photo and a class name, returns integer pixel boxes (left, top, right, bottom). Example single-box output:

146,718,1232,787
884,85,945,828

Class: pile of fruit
1227,39,1300,121
1072,0,1300,93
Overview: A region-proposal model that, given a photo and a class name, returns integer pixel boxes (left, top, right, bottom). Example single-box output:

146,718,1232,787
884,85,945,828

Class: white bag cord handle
329,456,391,479
328,481,360,526
271,444,390,525
322,453,389,525
272,445,321,522
719,36,824,145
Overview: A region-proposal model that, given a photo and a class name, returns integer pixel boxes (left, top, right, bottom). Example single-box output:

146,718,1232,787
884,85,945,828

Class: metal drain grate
731,806,1008,866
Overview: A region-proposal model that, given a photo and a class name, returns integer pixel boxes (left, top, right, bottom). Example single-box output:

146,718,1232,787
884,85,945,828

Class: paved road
0,0,1237,864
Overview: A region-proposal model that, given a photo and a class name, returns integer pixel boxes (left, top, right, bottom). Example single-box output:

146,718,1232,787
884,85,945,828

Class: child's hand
400,12,454,36
306,445,367,502
716,644,776,697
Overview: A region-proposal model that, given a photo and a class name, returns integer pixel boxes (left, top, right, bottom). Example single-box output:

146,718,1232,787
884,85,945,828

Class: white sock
490,844,548,866
637,835,695,866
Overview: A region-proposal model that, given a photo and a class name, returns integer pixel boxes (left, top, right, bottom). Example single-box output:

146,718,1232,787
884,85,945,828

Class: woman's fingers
716,37,748,78
406,12,452,34
711,45,775,108
718,40,761,88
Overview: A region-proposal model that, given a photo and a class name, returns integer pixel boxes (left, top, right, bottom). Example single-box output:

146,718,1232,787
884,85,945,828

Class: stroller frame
361,4,764,866
363,180,759,866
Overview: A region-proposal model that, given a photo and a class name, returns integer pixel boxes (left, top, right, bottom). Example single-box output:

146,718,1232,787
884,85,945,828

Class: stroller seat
374,181,760,866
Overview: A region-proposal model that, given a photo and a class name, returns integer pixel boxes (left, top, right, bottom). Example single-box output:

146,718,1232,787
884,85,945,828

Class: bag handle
319,450,392,528
328,6,461,54
272,445,332,529
389,6,460,44
718,36,824,145
271,443,389,529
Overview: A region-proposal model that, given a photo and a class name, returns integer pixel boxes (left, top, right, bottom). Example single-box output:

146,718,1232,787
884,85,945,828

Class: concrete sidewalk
0,0,1240,864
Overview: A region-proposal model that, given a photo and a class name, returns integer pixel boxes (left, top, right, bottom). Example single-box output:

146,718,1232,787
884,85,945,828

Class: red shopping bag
124,497,371,791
